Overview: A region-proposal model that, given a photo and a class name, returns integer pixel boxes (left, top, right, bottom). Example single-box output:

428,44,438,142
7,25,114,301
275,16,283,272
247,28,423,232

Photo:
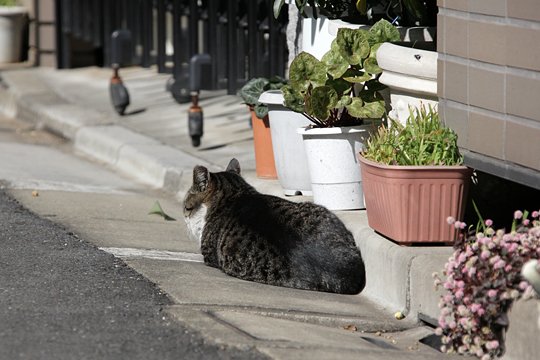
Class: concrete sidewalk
0,66,456,353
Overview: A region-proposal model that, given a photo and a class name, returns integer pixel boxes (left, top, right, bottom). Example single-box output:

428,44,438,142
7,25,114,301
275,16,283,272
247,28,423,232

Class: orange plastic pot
250,108,277,179
358,155,472,245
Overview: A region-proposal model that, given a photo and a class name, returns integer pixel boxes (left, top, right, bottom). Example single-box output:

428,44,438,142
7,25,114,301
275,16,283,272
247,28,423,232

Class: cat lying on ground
183,158,366,294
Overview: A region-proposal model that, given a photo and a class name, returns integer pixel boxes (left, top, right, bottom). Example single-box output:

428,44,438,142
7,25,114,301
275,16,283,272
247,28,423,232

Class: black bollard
109,65,130,115
109,30,132,115
188,92,203,147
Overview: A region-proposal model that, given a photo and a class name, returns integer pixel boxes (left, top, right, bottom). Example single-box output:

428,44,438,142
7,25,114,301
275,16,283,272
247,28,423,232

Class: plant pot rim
0,6,27,15
258,90,283,105
358,153,471,171
297,125,371,135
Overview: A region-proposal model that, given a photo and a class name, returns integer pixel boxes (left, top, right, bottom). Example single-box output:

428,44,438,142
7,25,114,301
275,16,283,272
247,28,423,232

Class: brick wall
437,0,540,189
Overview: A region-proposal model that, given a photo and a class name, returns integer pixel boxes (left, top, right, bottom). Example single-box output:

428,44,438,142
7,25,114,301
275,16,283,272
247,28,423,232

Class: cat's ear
226,158,241,175
193,165,209,192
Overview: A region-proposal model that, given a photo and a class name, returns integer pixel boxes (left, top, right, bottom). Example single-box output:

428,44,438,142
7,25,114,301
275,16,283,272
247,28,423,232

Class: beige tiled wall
438,0,540,189
25,0,57,66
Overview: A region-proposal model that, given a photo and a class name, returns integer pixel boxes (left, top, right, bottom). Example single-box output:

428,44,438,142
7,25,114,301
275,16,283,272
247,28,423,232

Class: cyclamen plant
433,210,540,359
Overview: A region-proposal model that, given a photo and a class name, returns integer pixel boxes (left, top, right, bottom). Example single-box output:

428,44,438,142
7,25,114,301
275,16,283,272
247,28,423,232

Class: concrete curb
0,71,213,196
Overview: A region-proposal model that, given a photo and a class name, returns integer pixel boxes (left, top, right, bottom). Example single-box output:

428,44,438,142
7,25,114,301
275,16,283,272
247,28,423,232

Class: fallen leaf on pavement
148,200,176,221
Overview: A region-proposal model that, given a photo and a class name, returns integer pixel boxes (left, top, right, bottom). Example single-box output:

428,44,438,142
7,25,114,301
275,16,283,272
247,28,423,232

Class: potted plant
239,77,286,179
275,0,437,26
0,0,27,64
282,19,400,210
258,89,313,196
359,104,472,243
275,1,437,59
433,210,540,359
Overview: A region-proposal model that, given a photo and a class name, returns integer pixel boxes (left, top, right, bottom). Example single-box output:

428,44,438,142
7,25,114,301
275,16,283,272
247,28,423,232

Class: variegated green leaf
336,28,370,65
342,69,371,83
364,57,382,75
310,86,338,121
289,52,327,91
281,85,306,113
326,78,351,96
368,19,401,45
322,43,349,79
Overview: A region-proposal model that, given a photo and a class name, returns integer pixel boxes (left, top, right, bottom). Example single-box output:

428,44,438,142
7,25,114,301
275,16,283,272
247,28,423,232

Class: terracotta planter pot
358,155,473,245
249,107,277,179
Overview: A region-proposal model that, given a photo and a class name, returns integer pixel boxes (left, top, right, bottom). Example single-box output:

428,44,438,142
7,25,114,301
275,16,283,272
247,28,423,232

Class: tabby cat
183,158,366,294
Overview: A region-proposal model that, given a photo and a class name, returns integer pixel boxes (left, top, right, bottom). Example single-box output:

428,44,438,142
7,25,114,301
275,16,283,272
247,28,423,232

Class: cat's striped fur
183,159,366,294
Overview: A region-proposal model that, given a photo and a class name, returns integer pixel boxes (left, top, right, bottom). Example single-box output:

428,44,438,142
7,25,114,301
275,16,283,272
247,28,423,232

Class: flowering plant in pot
433,210,540,359
239,77,287,179
280,19,399,210
359,104,472,243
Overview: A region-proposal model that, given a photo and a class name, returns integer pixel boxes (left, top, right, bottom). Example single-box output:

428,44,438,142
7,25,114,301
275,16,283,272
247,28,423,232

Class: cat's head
183,158,245,218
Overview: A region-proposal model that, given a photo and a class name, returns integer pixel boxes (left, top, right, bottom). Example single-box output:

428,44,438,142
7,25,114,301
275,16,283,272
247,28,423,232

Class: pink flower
523,219,530,226
494,259,506,269
514,210,523,220
532,210,539,218
486,340,499,350
506,243,518,253
485,219,493,227
481,250,491,259
455,289,464,299
488,289,497,298
490,255,501,264
471,303,483,313
477,307,485,316
438,317,447,328
447,216,455,225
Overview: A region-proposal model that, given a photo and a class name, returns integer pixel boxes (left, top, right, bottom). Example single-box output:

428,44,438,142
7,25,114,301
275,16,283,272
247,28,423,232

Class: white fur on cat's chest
185,204,207,247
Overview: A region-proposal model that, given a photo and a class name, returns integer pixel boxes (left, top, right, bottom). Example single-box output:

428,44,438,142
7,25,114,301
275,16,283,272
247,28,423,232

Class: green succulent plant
362,104,463,166
282,19,400,128
238,76,287,118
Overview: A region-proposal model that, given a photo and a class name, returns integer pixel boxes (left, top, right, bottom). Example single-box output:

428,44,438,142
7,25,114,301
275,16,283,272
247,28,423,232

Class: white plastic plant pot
300,6,333,60
258,90,312,196
297,125,371,210
0,6,27,64
377,42,438,125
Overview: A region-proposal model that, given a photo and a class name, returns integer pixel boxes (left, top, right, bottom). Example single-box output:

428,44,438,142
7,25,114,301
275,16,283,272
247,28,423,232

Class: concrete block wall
437,0,540,190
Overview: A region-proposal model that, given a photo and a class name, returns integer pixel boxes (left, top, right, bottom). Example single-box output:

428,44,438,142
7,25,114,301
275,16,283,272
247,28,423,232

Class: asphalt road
0,115,267,360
